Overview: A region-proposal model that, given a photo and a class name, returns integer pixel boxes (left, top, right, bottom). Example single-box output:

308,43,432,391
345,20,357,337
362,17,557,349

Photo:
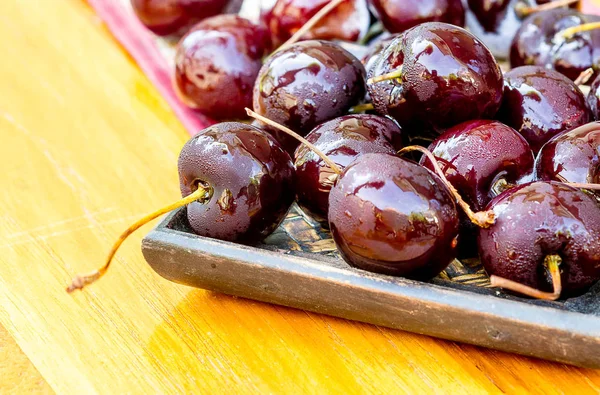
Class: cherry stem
491,178,514,197
397,145,496,228
368,66,403,85
560,21,600,39
490,255,562,301
516,0,579,18
348,102,375,113
575,68,594,85
245,108,343,175
277,0,347,51
66,186,212,293
565,182,600,190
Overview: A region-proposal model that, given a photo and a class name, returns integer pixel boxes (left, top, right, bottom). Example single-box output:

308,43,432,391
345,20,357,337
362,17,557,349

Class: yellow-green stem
490,255,562,301
561,21,600,39
66,186,212,293
367,66,403,85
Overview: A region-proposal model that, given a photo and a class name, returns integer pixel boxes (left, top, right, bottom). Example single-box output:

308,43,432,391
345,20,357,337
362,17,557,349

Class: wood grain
1,0,600,393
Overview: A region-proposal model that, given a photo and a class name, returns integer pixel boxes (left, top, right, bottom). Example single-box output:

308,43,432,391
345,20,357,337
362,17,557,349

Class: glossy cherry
295,114,402,224
178,122,295,243
368,0,465,34
67,121,295,292
420,120,535,255
328,153,460,280
265,0,370,46
510,8,600,82
479,181,600,298
587,74,600,120
131,0,228,36
174,15,271,120
361,33,399,76
368,23,503,135
497,66,591,154
465,0,526,59
465,0,579,59
536,122,600,186
253,40,366,153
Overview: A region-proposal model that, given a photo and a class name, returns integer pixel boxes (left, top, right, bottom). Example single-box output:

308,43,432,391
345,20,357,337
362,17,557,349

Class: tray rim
141,208,600,368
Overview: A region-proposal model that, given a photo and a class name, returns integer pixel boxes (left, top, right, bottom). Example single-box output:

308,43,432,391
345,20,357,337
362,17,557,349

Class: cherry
265,0,370,46
465,0,579,59
361,33,399,76
294,114,403,224
328,153,460,280
465,0,525,59
368,23,503,135
535,122,600,186
131,0,228,36
174,15,271,120
420,120,535,256
368,0,465,34
67,121,295,292
479,181,600,299
510,8,600,82
587,74,600,120
253,40,366,153
179,122,296,243
496,66,591,154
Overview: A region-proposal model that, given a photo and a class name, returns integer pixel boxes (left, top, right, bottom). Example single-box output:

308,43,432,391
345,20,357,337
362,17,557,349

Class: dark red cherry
465,0,525,59
294,115,403,224
266,0,370,46
361,33,399,76
510,9,600,82
368,23,503,135
496,66,591,154
420,120,534,256
131,0,228,36
174,15,271,120
467,0,519,33
253,40,366,153
368,0,465,34
178,122,295,243
328,153,460,280
535,122,600,185
479,181,600,298
587,74,600,120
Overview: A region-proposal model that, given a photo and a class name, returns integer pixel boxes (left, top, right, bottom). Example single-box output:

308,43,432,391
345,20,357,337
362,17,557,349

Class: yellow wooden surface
2,0,600,393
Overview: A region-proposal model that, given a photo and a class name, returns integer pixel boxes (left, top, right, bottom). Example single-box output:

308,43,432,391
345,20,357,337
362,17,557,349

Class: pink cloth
87,0,212,135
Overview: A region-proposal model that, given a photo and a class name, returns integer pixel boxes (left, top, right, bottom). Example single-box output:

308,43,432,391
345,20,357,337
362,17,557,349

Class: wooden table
2,0,600,393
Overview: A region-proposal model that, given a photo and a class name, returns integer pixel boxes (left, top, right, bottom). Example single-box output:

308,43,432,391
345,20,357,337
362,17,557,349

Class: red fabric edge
87,0,212,136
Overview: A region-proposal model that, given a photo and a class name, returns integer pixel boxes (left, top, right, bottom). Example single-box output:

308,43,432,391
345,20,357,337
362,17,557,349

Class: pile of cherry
68,0,600,302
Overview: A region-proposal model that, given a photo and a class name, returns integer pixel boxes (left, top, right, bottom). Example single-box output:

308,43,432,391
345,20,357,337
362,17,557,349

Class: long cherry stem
397,145,496,228
368,66,403,85
561,22,600,39
490,255,562,301
66,186,212,293
516,0,579,18
245,108,343,175
277,0,346,51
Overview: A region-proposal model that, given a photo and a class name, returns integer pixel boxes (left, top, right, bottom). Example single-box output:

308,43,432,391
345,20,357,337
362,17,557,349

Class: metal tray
141,205,600,368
